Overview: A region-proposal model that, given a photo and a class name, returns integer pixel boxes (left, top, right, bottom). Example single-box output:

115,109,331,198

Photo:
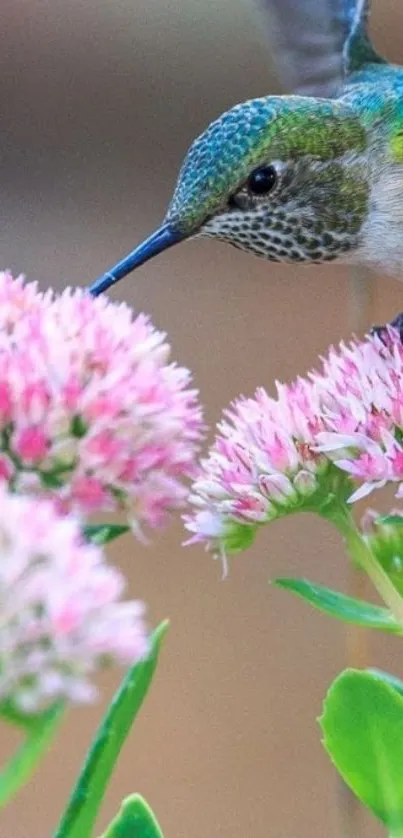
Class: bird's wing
256,0,384,97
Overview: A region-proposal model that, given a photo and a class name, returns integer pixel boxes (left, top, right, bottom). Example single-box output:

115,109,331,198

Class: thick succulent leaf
274,577,403,634
320,669,403,829
367,669,403,699
100,795,164,838
55,621,169,838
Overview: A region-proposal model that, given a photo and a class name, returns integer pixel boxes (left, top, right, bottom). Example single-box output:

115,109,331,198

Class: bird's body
340,61,403,276
90,0,403,296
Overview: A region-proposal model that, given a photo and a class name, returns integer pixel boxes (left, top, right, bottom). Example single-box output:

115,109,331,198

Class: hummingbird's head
167,95,369,262
90,95,369,296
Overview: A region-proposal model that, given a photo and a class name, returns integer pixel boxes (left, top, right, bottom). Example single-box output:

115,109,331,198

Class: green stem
329,508,403,628
0,702,64,807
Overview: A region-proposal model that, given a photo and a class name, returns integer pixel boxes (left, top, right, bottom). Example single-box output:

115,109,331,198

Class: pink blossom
186,328,403,556
185,382,333,556
13,426,48,463
0,487,148,713
0,272,203,533
313,329,403,500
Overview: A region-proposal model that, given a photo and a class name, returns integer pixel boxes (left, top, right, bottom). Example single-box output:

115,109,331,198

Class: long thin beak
89,224,183,297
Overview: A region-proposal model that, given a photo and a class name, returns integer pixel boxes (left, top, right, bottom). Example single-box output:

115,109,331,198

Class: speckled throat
198,154,369,264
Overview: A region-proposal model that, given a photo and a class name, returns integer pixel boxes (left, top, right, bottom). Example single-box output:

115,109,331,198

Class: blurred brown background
0,1,402,835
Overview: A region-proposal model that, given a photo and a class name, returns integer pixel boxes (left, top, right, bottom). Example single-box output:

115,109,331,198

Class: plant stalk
329,508,403,628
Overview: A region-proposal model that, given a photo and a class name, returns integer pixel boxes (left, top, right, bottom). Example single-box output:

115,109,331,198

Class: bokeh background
0,1,402,835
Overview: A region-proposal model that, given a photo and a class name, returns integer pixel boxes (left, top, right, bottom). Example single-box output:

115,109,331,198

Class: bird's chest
358,163,403,277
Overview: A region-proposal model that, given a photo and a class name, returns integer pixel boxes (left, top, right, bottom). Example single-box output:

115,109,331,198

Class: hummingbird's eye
247,165,277,195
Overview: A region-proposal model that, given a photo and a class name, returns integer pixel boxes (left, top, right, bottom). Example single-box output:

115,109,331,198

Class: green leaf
100,794,164,838
367,669,403,699
320,669,403,829
0,702,64,807
55,621,169,838
83,524,130,545
378,516,403,527
274,577,403,634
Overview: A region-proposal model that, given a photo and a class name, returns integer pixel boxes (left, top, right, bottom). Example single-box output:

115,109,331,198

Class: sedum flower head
185,381,350,557
313,328,403,502
0,272,203,533
0,488,148,713
186,329,403,558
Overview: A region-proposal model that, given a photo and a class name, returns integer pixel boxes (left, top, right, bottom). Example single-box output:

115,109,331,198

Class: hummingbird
89,0,403,298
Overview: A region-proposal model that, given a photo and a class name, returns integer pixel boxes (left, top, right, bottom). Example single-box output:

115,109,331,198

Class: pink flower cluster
0,272,203,533
314,330,403,501
185,381,332,555
186,328,403,555
0,489,148,712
